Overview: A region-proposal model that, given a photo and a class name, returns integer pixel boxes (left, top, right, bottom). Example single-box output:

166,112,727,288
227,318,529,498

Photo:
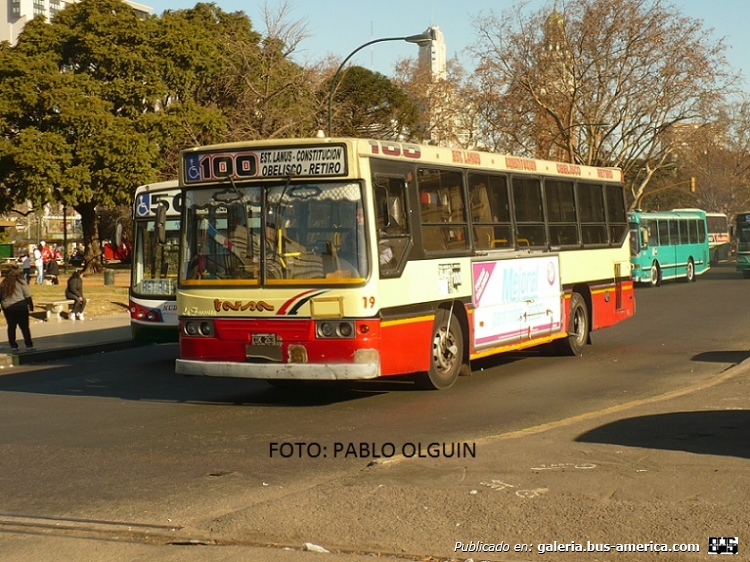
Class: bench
37,300,75,322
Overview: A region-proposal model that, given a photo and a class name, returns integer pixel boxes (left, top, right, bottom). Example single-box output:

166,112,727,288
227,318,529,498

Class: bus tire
649,261,661,287
686,258,696,282
743,270,750,279
559,293,589,357
421,308,464,390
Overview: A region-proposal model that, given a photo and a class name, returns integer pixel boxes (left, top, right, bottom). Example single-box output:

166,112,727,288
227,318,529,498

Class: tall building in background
1,0,152,45
417,25,446,81
415,25,474,148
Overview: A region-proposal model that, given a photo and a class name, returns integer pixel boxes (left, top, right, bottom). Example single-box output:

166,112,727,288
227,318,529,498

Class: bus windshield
132,218,181,296
181,181,366,283
737,222,750,247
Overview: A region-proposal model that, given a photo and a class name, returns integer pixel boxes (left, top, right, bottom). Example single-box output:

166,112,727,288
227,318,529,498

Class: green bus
733,212,750,278
629,209,710,286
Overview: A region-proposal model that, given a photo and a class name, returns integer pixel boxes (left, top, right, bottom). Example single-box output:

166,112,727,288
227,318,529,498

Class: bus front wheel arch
649,261,662,287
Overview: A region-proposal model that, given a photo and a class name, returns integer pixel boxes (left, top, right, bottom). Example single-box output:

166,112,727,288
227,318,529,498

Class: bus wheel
422,309,464,390
559,293,589,357
686,258,696,282
649,262,661,287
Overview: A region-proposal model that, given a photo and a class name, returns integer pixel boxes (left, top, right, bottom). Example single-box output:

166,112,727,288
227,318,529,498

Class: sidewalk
0,311,137,369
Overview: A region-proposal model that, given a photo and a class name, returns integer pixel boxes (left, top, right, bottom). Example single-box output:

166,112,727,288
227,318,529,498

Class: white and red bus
172,138,634,389
706,212,730,265
130,181,181,343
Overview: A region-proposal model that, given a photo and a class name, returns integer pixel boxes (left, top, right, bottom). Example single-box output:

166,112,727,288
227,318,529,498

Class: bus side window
512,176,547,248
669,219,679,245
545,178,578,247
418,168,468,253
578,182,607,246
605,184,628,245
659,219,669,246
679,219,689,244
373,175,410,276
640,226,648,248
468,172,512,250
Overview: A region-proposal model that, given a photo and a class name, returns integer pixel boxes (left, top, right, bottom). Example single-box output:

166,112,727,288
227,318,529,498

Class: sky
142,0,750,89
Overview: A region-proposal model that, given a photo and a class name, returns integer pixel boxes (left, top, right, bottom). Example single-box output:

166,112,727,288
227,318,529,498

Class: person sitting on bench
65,270,86,321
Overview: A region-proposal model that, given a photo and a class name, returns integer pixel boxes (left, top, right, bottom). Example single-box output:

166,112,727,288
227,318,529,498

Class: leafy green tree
0,1,163,270
0,0,388,277
328,66,419,139
0,0,238,270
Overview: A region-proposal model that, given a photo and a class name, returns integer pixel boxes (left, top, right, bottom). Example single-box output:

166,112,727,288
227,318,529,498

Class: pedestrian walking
65,269,86,321
20,254,31,284
0,266,35,353
33,245,43,285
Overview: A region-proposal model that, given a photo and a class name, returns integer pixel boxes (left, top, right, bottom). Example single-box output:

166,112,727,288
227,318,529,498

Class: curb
0,339,146,368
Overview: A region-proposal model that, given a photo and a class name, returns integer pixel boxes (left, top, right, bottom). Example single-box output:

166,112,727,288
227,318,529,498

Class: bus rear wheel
686,258,696,282
558,293,589,357
649,262,661,287
420,308,464,390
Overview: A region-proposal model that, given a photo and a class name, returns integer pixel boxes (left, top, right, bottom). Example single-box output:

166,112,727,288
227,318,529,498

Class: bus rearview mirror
155,203,167,246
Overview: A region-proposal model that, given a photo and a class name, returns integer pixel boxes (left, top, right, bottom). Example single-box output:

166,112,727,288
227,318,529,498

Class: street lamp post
545,122,609,161
327,30,434,137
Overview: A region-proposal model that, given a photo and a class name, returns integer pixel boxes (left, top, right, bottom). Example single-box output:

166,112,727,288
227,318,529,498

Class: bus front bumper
175,357,381,380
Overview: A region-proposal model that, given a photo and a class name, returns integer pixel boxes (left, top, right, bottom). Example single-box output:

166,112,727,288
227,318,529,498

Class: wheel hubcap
432,328,457,373
573,308,585,343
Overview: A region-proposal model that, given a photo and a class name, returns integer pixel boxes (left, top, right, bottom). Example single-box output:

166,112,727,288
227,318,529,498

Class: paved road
1,265,749,561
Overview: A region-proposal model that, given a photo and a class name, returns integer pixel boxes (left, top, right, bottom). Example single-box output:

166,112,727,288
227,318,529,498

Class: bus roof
134,180,179,194
179,137,624,186
629,209,707,220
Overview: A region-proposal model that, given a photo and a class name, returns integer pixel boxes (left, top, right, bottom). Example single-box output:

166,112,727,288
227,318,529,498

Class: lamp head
404,29,434,46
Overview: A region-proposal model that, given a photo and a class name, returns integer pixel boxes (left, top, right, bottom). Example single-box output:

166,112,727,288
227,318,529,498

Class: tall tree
471,0,735,205
216,1,320,140
665,99,750,216
328,66,419,139
0,1,161,271
0,0,246,270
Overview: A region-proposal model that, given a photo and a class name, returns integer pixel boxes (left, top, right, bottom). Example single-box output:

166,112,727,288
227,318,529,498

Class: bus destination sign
183,144,348,184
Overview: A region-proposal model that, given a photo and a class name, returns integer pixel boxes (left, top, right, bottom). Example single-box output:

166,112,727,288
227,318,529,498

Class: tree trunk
76,201,104,274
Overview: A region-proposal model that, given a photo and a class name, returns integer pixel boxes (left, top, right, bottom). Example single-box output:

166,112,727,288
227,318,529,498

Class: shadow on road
692,350,750,364
576,410,750,459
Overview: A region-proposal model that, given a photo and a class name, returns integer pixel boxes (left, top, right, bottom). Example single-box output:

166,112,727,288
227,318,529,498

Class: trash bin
103,269,115,285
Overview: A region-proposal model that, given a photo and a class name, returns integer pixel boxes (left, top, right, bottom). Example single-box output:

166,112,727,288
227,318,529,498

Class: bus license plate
252,333,278,346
